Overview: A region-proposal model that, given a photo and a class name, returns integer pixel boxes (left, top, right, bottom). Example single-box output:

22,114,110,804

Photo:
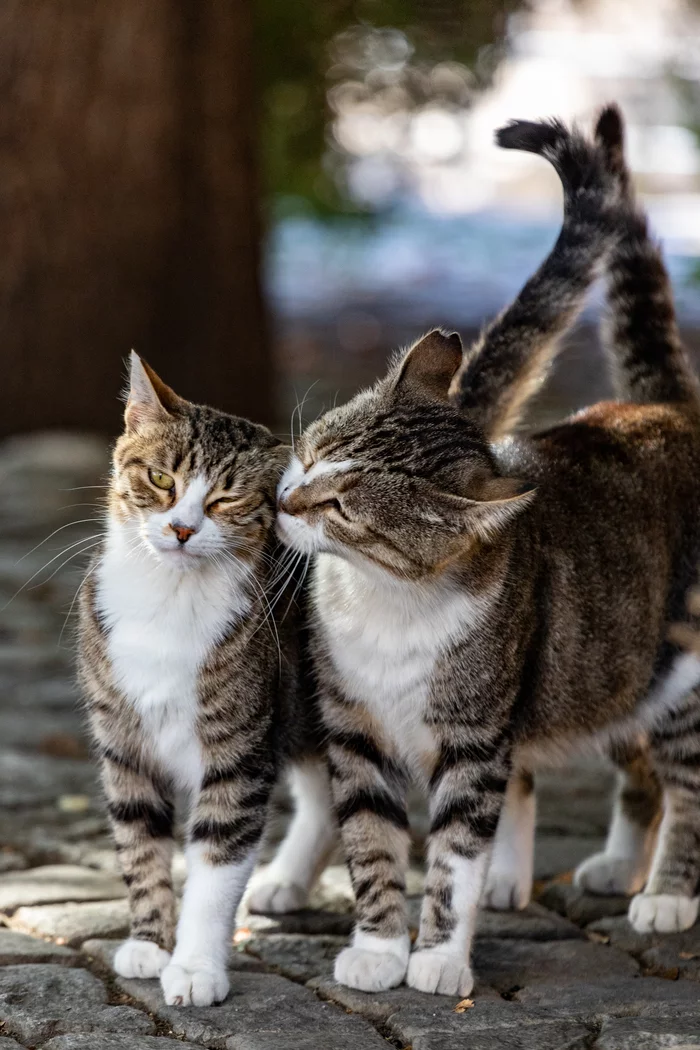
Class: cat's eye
208,496,236,510
148,470,175,491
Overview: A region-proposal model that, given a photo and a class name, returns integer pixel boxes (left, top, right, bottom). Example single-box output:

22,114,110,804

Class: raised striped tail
596,105,700,407
449,112,623,440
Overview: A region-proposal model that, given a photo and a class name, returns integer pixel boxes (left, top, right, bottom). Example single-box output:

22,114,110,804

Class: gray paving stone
117,969,385,1049
594,1016,700,1048
472,937,638,992
310,976,502,1028
244,934,346,981
42,1038,204,1050
0,711,85,751
514,977,700,1020
534,833,606,880
0,853,26,874
0,752,97,809
537,762,614,836
82,938,266,974
476,902,583,941
12,899,130,946
226,1032,389,1050
244,909,354,937
641,944,700,982
0,965,153,1043
587,915,656,955
589,916,700,982
537,881,630,925
413,1023,593,1050
0,928,77,964
0,865,125,912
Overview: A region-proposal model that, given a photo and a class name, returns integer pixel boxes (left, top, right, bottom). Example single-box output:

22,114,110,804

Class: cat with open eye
78,353,326,1007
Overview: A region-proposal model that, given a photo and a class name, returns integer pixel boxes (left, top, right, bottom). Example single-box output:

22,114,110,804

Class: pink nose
170,523,196,544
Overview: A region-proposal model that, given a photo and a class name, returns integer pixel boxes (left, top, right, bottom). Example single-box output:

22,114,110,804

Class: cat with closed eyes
78,354,323,1007
259,106,700,998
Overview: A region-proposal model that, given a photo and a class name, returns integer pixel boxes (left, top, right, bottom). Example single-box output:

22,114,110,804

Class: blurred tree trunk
0,0,272,438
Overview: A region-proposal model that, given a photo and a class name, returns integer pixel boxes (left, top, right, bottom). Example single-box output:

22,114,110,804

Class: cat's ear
124,351,186,432
394,329,463,401
435,476,536,540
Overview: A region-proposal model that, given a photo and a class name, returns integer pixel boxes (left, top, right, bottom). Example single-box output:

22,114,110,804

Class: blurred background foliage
257,0,520,217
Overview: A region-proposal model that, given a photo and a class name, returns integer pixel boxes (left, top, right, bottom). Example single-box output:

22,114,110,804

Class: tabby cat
78,355,321,1006
262,107,700,998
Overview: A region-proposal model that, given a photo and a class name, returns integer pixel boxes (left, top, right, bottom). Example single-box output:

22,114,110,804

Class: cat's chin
148,544,208,571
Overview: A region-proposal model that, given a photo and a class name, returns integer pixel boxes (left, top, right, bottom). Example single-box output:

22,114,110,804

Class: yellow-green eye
149,470,175,491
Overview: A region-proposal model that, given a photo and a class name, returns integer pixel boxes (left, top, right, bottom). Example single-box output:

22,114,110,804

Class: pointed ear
434,476,536,541
395,330,463,401
124,351,186,433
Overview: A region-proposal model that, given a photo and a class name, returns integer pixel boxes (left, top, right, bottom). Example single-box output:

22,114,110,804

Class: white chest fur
314,554,487,773
96,526,252,793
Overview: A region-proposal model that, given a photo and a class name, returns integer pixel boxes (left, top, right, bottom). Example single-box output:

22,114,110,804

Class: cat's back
498,400,700,508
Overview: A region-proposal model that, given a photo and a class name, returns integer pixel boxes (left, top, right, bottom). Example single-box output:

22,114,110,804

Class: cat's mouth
147,537,209,567
276,510,325,555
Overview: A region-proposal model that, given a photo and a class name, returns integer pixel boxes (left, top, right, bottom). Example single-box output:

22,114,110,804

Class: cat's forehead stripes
303,397,490,483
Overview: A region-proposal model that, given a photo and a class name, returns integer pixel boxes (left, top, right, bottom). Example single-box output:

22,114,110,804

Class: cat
262,106,700,998
78,354,322,1007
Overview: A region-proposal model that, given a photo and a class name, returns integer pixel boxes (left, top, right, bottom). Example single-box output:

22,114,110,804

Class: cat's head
277,331,534,580
108,352,287,571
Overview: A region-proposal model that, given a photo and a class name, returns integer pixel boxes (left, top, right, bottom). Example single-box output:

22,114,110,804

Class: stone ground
0,432,699,1050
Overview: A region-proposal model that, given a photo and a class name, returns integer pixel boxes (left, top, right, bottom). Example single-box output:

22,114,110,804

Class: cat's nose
278,489,302,516
170,521,197,544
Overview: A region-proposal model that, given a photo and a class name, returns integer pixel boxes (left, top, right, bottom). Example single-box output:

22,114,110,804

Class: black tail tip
495,118,566,156
594,103,624,153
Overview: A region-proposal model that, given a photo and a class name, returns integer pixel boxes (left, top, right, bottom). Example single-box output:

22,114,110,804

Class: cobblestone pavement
1,433,699,1049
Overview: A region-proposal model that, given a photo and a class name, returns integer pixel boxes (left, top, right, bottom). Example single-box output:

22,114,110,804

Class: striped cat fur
262,106,700,998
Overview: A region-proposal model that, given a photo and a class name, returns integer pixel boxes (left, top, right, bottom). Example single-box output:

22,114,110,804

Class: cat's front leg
161,758,272,1007
100,751,177,980
409,736,510,996
327,721,411,992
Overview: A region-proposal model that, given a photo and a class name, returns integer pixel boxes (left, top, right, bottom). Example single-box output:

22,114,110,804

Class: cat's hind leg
247,758,337,914
482,769,535,911
575,740,661,896
629,696,700,933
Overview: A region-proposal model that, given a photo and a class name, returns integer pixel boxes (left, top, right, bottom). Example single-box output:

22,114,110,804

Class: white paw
247,881,307,914
629,893,699,935
574,852,647,896
482,870,531,911
407,949,474,997
334,945,407,992
161,960,230,1007
114,938,171,979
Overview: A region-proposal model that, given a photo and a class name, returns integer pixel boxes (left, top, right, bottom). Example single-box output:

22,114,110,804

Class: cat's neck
314,548,502,626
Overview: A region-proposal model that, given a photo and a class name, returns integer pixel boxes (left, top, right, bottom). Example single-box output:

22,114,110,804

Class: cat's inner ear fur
434,475,536,541
395,329,463,401
125,351,187,433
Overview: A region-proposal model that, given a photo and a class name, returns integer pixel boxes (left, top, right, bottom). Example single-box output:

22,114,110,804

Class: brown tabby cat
263,106,700,998
78,355,320,1006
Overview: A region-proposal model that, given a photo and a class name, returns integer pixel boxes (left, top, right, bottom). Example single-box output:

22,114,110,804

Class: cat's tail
595,105,700,407
449,112,624,440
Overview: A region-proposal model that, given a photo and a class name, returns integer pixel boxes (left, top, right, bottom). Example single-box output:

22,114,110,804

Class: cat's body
260,107,700,997
78,357,320,1007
